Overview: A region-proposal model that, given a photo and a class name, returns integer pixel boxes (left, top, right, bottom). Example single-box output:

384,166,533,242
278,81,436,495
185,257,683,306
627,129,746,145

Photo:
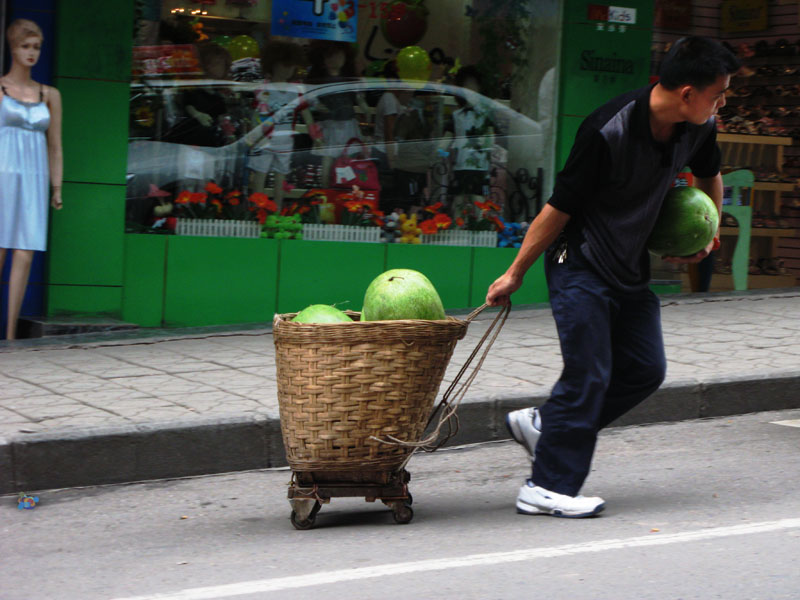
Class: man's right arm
485,204,571,306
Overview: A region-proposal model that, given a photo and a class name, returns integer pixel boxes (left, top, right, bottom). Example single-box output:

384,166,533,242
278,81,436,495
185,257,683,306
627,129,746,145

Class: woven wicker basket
273,311,470,473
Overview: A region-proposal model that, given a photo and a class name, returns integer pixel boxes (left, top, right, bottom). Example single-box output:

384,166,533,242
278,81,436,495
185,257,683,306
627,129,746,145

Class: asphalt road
2,408,800,600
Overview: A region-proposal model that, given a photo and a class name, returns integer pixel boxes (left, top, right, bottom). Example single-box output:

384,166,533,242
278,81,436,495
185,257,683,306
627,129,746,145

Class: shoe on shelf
516,481,605,518
505,407,541,461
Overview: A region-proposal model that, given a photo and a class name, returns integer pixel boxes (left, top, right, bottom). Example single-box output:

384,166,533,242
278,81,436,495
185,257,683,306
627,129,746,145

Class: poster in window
271,0,358,42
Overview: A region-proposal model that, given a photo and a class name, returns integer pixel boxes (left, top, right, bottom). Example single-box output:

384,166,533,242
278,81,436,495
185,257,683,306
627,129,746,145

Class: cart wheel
290,500,321,530
291,510,316,530
392,503,414,525
405,492,413,506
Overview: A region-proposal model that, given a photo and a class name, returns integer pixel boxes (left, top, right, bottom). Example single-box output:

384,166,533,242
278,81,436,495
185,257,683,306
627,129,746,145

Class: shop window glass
127,0,561,243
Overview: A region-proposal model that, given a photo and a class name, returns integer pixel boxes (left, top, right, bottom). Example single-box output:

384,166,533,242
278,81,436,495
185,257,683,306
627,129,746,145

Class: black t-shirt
548,83,720,292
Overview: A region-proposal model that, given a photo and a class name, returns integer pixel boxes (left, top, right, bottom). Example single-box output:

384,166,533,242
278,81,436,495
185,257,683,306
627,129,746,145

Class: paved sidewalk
2,290,799,493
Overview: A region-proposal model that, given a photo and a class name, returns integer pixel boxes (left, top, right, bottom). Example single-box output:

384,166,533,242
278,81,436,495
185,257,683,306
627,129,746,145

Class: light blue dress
0,85,51,251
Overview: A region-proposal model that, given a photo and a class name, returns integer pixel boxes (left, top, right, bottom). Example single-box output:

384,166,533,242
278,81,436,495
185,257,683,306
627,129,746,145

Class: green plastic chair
721,170,754,291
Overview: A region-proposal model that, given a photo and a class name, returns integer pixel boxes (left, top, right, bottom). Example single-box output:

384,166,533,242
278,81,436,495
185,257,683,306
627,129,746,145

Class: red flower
456,217,465,227
425,202,444,213
229,196,240,206
205,181,223,194
211,199,223,213
248,192,277,212
190,192,208,204
257,208,268,224
433,213,452,229
489,216,505,231
419,219,438,235
175,190,192,205
225,189,242,200
474,200,491,212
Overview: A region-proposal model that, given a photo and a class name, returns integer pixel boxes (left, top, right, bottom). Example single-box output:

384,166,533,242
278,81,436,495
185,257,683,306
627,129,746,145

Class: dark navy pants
531,245,667,496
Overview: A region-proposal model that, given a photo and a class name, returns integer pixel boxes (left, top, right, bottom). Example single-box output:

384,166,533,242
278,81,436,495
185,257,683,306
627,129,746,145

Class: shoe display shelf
698,134,798,290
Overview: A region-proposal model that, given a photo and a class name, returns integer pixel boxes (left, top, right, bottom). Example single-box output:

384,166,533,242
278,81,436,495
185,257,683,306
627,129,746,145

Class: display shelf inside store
171,13,267,25
680,273,797,292
717,133,793,145
752,181,797,192
720,226,797,238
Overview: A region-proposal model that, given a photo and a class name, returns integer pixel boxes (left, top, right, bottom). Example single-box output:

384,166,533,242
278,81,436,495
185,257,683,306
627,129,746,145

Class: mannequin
307,40,368,187
0,19,63,340
245,41,315,209
448,65,495,217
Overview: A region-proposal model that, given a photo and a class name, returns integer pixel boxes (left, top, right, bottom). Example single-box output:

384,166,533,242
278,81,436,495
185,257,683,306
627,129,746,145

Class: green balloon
211,35,232,48
228,35,259,61
396,45,431,83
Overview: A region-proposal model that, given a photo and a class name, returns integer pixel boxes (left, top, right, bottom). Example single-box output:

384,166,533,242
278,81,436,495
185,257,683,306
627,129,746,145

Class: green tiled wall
277,241,387,314
47,183,125,286
386,244,473,310
47,0,133,317
54,0,134,81
47,285,123,317
163,237,280,327
56,79,131,185
122,235,167,327
471,249,549,307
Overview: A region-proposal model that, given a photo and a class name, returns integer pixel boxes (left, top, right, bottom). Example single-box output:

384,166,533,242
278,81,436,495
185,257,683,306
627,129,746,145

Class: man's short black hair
659,36,740,90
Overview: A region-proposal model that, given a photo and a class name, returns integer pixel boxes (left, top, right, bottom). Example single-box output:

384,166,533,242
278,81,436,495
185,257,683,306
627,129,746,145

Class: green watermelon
362,269,446,321
291,304,353,323
647,186,719,257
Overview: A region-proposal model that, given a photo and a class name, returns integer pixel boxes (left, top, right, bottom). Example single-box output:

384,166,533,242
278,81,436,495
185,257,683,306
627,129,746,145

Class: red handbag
330,138,381,190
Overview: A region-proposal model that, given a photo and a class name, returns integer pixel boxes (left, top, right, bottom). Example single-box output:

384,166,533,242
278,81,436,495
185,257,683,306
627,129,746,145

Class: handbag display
330,138,381,190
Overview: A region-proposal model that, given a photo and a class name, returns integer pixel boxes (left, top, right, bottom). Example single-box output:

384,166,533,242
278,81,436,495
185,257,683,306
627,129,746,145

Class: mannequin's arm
46,86,64,210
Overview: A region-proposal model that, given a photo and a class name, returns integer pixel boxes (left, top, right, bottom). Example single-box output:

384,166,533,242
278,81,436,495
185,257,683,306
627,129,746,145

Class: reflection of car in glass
126,78,545,228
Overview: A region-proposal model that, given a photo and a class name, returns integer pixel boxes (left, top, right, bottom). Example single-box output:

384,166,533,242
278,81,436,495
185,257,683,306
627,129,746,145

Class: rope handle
371,301,512,458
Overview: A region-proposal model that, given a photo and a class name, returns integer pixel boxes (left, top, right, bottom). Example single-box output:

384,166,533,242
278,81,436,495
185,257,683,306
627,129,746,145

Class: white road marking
771,419,800,428
109,518,800,600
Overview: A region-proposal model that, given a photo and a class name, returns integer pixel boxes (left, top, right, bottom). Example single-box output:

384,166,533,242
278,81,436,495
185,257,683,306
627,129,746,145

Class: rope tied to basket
370,301,511,456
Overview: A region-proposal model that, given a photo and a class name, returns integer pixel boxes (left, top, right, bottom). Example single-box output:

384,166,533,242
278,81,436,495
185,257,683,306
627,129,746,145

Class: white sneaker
516,481,605,518
505,407,541,460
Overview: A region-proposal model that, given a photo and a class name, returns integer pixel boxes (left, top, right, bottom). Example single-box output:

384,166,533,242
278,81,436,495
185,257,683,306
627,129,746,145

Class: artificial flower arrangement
169,181,279,224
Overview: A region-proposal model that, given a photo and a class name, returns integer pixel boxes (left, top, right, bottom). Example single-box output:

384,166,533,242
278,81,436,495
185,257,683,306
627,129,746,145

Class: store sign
587,4,638,24
721,0,768,33
654,0,692,30
131,45,202,78
271,0,358,42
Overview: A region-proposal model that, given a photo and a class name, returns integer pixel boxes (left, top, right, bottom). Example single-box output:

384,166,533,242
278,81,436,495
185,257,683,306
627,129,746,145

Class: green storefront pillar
46,0,134,317
555,1,654,169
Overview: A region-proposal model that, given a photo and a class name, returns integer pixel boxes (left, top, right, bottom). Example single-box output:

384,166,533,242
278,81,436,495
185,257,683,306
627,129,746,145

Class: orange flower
433,213,452,229
205,181,223,194
474,201,491,212
211,199,223,213
485,200,501,211
228,196,240,206
248,192,277,213
175,190,192,205
344,199,363,212
419,219,438,235
425,202,444,213
190,192,207,204
489,216,505,231
456,217,465,227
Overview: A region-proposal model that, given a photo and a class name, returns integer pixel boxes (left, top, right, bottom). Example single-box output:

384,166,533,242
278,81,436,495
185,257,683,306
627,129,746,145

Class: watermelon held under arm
647,186,719,257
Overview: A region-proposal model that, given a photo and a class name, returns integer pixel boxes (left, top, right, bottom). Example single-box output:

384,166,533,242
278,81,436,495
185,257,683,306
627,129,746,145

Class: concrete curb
2,374,800,495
